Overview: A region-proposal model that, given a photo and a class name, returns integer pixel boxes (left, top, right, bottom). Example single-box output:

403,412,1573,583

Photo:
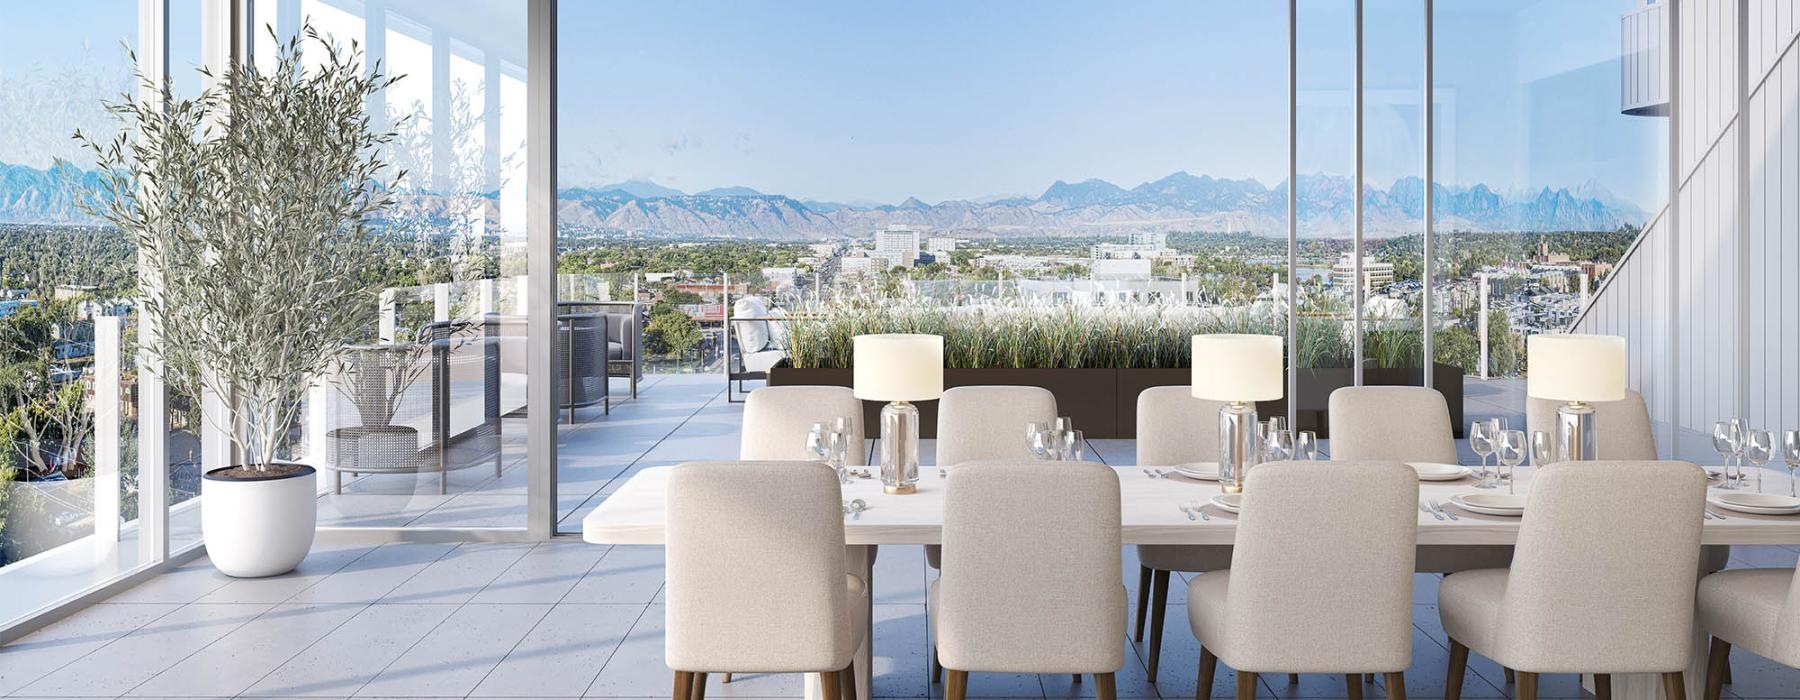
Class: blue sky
1,1,1667,211
558,0,1665,209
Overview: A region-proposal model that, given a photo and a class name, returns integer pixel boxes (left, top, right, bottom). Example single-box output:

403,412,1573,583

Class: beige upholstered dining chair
1187,461,1419,700
924,385,1059,571
1132,386,1236,684
931,462,1126,700
1329,385,1511,574
1698,557,1800,700
740,386,867,465
665,461,867,700
1524,388,1656,461
1437,461,1707,700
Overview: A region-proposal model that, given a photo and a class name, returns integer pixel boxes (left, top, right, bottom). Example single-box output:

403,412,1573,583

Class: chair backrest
937,462,1125,673
664,461,853,673
1327,386,1458,463
1496,461,1706,673
1226,461,1418,672
1525,388,1656,462
1775,560,1800,666
935,385,1058,467
740,386,867,466
1137,386,1228,467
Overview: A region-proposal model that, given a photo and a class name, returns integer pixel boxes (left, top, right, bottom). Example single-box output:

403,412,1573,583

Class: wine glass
1485,418,1509,483
1530,430,1556,468
1497,430,1526,495
824,430,849,483
1731,418,1751,486
1266,415,1288,433
1054,416,1074,433
1784,430,1800,498
1470,421,1496,489
1295,431,1318,461
1713,421,1742,490
1029,428,1054,460
1025,422,1048,457
806,422,828,461
1265,428,1294,462
1065,429,1086,461
1745,429,1774,494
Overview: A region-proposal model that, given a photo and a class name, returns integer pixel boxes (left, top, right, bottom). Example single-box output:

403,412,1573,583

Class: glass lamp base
878,400,920,494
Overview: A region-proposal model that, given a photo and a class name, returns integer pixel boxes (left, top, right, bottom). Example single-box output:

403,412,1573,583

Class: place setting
1438,420,1536,518
1702,420,1800,517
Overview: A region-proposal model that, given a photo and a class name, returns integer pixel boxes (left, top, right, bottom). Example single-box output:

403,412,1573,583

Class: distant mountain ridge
0,160,1647,240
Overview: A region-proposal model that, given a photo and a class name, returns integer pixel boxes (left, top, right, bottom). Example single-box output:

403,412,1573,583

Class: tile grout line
556,386,727,530
108,600,280,698
576,600,658,698
2,598,199,696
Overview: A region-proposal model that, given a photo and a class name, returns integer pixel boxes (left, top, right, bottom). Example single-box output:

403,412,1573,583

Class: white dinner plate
1710,492,1800,516
1450,493,1527,517
1408,462,1472,482
1210,492,1243,514
1173,462,1221,481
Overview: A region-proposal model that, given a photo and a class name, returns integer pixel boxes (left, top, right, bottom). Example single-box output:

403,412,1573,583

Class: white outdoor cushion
733,296,772,353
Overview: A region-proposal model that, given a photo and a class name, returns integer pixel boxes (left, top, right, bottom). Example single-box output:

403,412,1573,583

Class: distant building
1329,252,1395,292
0,298,40,319
1091,231,1173,261
838,256,879,275
53,284,100,300
872,226,922,269
1091,258,1152,280
926,237,958,258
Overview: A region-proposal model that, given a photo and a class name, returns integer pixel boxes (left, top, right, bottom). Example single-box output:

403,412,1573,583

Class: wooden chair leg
672,671,693,700
1705,637,1731,700
1346,674,1363,700
841,661,858,700
1383,672,1406,700
1072,674,1082,683
1197,647,1218,700
1662,672,1686,700
1503,668,1515,685
944,669,969,700
1135,566,1152,642
721,673,732,685
1288,673,1300,684
693,673,708,700
1095,672,1117,700
1236,671,1259,700
1594,673,1611,700
1365,673,1375,684
930,645,941,684
820,670,842,700
1516,671,1538,700
1445,639,1470,700
1721,645,1735,685
1147,569,1172,682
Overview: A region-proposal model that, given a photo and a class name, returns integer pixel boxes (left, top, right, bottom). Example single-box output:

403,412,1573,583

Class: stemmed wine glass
1295,431,1318,461
1783,430,1800,498
1713,421,1743,490
1026,422,1049,460
1265,428,1294,462
1497,430,1526,495
1064,429,1086,461
824,430,849,483
1470,420,1496,489
1529,430,1556,468
1745,429,1774,494
806,422,829,461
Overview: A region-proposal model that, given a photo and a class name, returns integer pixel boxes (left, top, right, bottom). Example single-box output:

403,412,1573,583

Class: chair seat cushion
1437,568,1510,658
1698,568,1792,661
1186,571,1234,661
1139,545,1232,572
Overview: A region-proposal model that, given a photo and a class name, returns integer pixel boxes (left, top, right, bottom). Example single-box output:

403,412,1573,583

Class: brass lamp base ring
883,484,917,495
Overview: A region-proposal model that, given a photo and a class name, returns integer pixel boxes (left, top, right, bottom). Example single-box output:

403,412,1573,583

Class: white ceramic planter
201,465,317,577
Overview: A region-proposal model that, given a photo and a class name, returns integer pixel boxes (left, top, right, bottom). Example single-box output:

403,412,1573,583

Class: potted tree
75,28,402,577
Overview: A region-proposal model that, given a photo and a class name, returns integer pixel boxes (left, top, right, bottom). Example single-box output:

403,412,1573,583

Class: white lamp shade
853,334,944,402
1527,333,1626,402
1191,334,1284,402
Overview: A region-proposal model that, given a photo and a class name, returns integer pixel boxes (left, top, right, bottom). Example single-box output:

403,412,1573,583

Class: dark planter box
768,363,1465,440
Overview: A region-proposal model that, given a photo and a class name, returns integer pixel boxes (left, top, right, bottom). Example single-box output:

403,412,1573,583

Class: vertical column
480,278,498,314
1735,0,1749,422
1421,0,1434,389
378,288,398,342
433,282,452,322
94,316,124,544
1286,0,1298,428
1478,273,1490,380
1351,0,1366,386
135,0,171,564
200,0,235,473
431,26,452,192
526,0,558,539
1664,0,1681,458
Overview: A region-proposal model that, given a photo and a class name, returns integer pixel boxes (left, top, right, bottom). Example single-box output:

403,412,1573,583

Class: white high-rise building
872,225,922,269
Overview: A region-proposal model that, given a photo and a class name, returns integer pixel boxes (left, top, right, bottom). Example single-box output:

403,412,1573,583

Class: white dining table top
581,463,1800,547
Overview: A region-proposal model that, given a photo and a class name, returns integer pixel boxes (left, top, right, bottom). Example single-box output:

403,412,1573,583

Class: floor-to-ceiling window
247,0,535,531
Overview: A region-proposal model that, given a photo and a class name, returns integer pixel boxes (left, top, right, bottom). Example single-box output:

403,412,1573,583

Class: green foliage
644,304,701,357
73,25,401,469
560,241,805,280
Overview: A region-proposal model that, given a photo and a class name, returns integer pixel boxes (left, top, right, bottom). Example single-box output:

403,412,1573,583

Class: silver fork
1429,498,1460,521
1420,502,1445,521
1707,509,1728,520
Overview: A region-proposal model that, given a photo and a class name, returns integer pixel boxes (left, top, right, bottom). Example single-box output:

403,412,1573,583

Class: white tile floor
5,374,1799,699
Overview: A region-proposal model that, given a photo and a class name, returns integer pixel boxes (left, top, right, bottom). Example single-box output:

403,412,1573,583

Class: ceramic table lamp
1192,334,1284,493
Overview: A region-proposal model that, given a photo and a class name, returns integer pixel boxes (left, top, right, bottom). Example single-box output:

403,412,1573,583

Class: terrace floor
6,374,1798,699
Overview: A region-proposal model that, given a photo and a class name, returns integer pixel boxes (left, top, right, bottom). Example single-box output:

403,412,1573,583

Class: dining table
582,462,1800,700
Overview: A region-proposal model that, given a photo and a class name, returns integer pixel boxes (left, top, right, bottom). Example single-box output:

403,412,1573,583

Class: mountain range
0,160,1647,240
